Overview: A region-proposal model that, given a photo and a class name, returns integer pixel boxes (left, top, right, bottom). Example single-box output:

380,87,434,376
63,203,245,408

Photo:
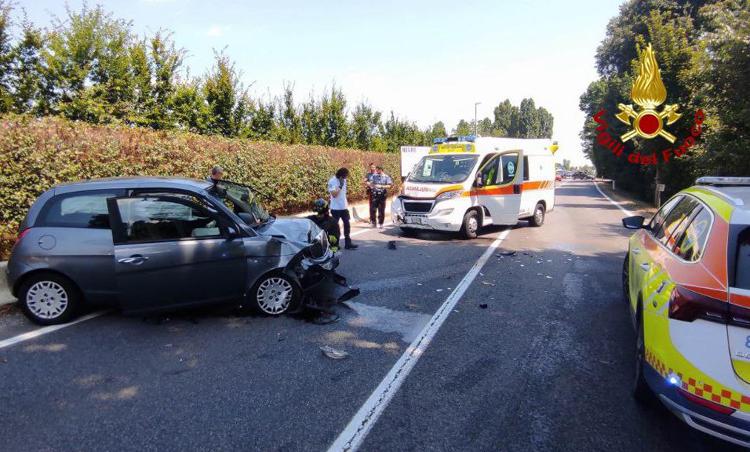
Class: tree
319,85,348,147
10,19,44,114
537,106,554,138
424,121,447,143
349,101,382,150
0,0,13,112
171,77,209,133
203,51,245,137
477,117,494,136
454,119,472,135
518,98,540,138
276,83,302,144
493,99,515,136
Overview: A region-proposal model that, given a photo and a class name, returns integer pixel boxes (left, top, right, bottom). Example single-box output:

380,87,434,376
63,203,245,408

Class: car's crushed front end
261,218,359,311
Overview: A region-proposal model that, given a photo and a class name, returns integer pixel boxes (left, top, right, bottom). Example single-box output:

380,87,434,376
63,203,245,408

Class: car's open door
470,151,522,225
106,194,246,312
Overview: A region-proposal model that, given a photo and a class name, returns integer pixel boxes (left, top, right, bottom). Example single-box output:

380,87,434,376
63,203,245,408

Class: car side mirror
622,216,646,230
475,174,483,188
224,226,241,239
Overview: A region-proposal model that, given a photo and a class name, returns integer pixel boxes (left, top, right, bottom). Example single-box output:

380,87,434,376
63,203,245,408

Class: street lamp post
474,102,481,136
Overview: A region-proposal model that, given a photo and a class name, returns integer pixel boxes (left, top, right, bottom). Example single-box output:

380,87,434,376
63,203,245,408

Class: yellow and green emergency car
622,177,750,447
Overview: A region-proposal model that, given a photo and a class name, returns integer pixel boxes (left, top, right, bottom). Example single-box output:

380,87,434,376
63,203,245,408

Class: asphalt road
0,181,742,451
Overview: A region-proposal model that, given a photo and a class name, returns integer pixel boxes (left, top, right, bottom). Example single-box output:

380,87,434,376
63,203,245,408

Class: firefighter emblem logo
615,44,681,143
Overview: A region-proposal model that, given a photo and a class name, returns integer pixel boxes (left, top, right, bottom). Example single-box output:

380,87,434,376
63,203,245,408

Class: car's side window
499,153,519,185
658,197,698,248
674,208,712,262
649,195,682,240
38,190,122,229
115,197,221,242
735,227,750,289
478,156,501,186
523,156,530,181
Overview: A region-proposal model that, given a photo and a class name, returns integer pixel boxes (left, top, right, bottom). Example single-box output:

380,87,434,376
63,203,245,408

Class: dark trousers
369,196,386,225
331,209,351,239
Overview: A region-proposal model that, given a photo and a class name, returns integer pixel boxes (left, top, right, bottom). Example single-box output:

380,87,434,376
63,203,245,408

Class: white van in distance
391,136,557,239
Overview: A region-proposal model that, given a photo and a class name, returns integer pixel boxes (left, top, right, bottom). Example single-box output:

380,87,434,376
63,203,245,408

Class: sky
21,0,626,166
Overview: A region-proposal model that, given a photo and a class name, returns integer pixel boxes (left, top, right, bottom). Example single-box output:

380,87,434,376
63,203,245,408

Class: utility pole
474,102,481,136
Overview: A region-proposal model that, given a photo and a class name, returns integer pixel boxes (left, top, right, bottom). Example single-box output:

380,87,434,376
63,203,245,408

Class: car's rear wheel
529,203,545,227
250,274,301,315
461,210,480,239
633,308,653,403
19,273,80,325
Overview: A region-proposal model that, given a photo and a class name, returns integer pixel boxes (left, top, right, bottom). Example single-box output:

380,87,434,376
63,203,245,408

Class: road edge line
327,228,511,452
0,311,105,350
592,180,635,217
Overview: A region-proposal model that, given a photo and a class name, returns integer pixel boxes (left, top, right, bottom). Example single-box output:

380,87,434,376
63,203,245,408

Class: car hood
256,218,321,245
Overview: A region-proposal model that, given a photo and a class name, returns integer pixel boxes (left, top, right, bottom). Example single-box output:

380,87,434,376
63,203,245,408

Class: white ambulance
392,136,556,239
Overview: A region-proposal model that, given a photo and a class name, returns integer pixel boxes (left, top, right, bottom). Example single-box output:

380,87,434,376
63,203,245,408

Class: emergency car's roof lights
433,137,447,144
442,135,476,143
696,177,750,186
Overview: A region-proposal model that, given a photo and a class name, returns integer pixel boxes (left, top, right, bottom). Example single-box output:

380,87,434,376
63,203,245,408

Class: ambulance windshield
409,155,479,184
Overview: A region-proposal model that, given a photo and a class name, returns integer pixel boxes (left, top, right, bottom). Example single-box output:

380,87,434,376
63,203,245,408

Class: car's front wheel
461,210,480,239
633,307,653,403
622,253,630,304
250,274,301,315
18,273,81,325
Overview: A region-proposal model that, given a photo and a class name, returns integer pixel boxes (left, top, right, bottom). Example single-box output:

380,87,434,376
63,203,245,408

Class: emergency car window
735,227,750,289
479,156,501,186
650,195,682,239
658,197,698,248
523,156,529,181
409,155,479,184
674,208,712,262
499,154,519,185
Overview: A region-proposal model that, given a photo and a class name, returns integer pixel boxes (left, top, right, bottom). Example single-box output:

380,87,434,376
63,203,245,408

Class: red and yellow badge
592,42,705,166
615,44,681,143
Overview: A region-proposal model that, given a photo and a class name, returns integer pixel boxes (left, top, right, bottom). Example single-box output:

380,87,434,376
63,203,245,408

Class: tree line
580,0,750,201
0,3,554,153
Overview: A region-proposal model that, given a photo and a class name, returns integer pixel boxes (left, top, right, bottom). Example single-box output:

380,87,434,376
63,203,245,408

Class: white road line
0,311,105,350
592,180,635,217
327,228,511,452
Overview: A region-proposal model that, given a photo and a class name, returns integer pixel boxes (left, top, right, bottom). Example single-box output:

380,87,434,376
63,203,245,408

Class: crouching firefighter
307,198,341,252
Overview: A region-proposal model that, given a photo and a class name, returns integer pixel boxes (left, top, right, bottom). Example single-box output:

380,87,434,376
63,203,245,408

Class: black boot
344,238,358,249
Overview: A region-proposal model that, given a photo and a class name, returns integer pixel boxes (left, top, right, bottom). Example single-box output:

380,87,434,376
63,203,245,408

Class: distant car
572,171,591,180
622,177,750,447
555,174,563,182
6,177,358,325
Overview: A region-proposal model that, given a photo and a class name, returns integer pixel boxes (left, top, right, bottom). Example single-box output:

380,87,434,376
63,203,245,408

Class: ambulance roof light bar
434,135,476,144
696,177,750,187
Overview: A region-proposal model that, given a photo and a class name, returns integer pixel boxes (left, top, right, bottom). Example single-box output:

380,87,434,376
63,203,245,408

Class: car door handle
118,255,149,265
632,247,641,255
639,263,650,271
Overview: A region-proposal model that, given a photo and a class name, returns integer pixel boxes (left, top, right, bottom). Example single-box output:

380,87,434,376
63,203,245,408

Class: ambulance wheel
530,203,545,227
461,210,479,239
633,306,653,404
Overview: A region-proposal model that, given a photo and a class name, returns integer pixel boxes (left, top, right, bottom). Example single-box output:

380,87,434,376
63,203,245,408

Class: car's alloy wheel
633,310,653,403
255,276,295,315
19,273,80,325
26,280,69,319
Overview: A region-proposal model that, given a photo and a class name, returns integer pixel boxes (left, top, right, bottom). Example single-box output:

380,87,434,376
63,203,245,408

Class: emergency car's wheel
633,308,653,403
248,274,301,316
530,203,545,227
461,210,480,239
18,272,81,325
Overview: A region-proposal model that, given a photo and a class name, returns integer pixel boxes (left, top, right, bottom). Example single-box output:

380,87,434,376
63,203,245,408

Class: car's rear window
38,191,119,229
736,227,750,289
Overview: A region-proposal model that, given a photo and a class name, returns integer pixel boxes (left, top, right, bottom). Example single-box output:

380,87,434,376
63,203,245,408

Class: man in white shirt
328,167,358,250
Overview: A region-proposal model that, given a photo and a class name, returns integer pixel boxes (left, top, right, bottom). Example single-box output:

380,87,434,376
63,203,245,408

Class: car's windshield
206,180,271,224
408,154,479,184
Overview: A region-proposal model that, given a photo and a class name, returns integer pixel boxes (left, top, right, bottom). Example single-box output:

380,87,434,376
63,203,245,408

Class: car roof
51,176,212,194
687,185,750,224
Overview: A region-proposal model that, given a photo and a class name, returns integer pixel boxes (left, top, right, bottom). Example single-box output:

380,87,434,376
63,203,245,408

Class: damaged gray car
5,177,359,325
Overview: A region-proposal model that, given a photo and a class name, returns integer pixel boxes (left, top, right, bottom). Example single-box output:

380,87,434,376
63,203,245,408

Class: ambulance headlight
435,190,462,202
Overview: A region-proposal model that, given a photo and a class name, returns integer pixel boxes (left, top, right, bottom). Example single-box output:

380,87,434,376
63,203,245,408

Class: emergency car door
474,151,522,225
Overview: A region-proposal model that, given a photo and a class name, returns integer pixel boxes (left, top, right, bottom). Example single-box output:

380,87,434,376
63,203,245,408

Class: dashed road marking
327,228,511,452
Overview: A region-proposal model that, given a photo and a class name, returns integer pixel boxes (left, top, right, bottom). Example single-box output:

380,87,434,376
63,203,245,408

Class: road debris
481,281,495,286
479,303,488,309
312,312,340,325
387,241,397,250
405,303,420,310
497,251,517,257
320,345,349,360
436,289,444,292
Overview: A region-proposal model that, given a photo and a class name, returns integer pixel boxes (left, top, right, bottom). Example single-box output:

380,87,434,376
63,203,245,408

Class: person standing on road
367,166,393,229
328,168,358,250
365,162,376,224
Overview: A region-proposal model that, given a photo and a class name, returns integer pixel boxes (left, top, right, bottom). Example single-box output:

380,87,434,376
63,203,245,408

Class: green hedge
0,115,402,259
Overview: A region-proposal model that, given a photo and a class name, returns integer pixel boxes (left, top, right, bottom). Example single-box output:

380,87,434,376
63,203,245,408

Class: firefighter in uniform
306,198,341,252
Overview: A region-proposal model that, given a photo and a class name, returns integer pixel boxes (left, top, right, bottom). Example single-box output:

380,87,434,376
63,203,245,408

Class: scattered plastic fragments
320,345,349,360
479,304,488,309
387,241,397,250
497,251,517,257
481,281,496,286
